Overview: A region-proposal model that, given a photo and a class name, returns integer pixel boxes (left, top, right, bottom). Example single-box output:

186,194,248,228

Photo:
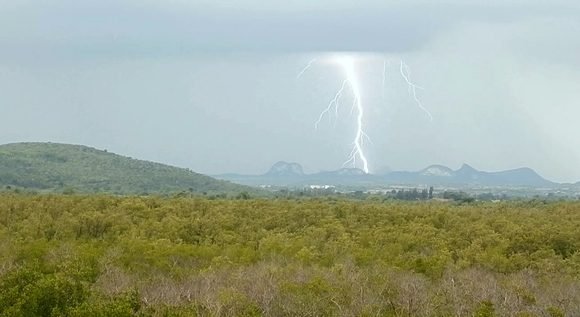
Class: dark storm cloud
0,1,577,61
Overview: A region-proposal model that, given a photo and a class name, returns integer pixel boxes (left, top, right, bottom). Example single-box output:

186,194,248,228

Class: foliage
1,194,580,315
0,142,257,195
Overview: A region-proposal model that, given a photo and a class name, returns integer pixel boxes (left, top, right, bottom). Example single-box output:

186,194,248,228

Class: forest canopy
0,194,579,316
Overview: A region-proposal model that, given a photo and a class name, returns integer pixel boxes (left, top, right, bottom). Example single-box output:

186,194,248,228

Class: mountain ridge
217,161,557,188
0,142,255,195
265,161,304,177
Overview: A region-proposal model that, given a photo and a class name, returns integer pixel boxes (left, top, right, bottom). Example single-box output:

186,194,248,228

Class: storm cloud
1,0,579,182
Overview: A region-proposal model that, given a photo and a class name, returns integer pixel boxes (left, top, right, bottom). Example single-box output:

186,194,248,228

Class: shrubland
1,194,579,316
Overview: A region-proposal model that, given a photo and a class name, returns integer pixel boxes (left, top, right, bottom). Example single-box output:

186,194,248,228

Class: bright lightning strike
399,60,433,121
337,56,370,174
298,54,433,175
311,55,370,173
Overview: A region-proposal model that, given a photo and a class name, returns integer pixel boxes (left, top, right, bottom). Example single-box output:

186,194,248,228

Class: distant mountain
0,142,255,195
216,161,556,188
317,168,366,177
385,163,553,187
265,161,304,177
304,168,372,186
454,164,479,180
447,164,551,187
217,163,371,186
420,165,454,177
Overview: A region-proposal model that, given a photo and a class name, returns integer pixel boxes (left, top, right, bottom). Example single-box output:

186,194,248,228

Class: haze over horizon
1,0,579,182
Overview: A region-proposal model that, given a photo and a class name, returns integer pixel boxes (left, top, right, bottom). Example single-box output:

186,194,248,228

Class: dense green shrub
1,194,580,315
0,266,87,316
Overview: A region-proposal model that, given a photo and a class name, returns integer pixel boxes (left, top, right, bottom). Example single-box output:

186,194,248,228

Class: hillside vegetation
0,143,253,195
1,194,579,316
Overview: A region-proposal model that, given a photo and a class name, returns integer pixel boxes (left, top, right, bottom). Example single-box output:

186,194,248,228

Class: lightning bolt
314,80,348,130
299,54,433,175
297,58,317,79
399,60,433,121
317,56,370,173
382,59,388,99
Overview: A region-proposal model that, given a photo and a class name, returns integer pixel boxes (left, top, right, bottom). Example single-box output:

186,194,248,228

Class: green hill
0,142,254,195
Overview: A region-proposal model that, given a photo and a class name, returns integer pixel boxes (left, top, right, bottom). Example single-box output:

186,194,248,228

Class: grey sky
1,0,579,182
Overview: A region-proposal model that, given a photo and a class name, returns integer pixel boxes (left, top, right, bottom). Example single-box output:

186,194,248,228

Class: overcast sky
1,0,579,182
